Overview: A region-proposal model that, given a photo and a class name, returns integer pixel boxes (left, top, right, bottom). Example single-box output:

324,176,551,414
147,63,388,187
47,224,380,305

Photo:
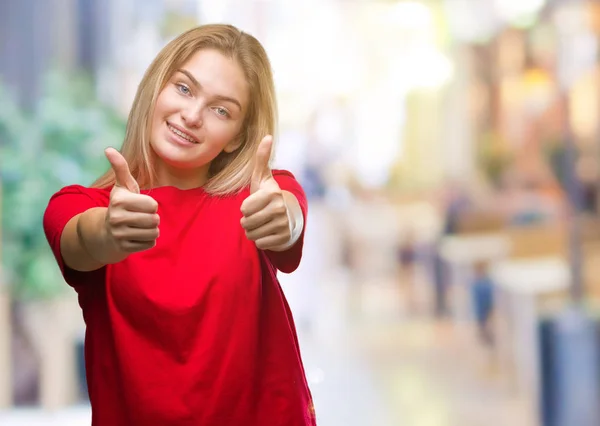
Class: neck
154,161,210,190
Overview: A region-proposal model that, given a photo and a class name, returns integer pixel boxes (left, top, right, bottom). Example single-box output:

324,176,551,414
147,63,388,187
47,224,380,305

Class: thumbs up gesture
240,135,295,251
104,148,160,254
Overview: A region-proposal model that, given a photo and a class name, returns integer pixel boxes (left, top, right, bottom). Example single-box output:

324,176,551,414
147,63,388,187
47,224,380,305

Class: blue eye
176,83,191,95
214,107,230,117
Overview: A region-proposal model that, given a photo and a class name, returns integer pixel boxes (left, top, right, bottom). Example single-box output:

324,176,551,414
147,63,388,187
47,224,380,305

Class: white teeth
168,124,196,143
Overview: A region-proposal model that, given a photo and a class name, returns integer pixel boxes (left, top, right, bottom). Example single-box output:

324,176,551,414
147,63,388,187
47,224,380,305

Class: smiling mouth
167,123,199,144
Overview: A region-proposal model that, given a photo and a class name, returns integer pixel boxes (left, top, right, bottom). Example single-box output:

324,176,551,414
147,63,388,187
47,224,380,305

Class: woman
43,24,315,426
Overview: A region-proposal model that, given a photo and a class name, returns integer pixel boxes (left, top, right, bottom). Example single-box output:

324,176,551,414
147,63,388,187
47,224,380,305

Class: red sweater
43,170,316,426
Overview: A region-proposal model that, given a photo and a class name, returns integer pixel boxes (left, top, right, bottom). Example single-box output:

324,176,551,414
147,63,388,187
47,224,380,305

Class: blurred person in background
470,261,495,346
430,182,472,318
396,228,419,315
42,24,315,426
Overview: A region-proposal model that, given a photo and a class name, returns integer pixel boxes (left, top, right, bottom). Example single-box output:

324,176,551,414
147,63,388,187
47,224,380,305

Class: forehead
177,49,248,107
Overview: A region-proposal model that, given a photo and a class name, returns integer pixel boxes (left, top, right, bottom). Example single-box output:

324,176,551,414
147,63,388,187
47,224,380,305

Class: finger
251,135,273,191
255,234,289,251
240,208,272,231
240,190,271,217
108,212,160,229
245,217,290,242
112,192,159,214
105,147,139,194
120,240,156,253
129,213,160,229
127,194,159,214
113,226,160,245
121,227,160,242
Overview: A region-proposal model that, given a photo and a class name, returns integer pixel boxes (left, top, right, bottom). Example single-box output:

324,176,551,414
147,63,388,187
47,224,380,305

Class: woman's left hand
240,135,301,251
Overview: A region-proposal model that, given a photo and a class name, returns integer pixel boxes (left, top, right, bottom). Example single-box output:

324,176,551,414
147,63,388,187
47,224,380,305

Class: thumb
251,135,274,192
105,148,140,194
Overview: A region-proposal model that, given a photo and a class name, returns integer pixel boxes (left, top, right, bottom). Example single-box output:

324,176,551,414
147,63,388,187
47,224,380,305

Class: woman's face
150,49,249,172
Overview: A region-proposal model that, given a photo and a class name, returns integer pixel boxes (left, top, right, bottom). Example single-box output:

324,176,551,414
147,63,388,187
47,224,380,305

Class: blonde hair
93,24,277,195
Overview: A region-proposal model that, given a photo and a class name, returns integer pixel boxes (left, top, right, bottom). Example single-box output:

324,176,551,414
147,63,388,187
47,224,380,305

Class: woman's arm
60,207,128,272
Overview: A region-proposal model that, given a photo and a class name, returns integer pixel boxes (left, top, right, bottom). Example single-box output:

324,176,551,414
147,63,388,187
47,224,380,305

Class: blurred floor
0,405,91,426
0,203,533,426
299,275,531,426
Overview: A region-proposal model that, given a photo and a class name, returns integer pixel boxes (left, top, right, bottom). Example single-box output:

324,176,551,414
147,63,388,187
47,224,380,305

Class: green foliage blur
0,71,126,299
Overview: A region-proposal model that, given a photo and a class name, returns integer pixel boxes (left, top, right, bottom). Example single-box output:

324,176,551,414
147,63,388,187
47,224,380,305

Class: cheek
205,118,240,145
152,96,167,127
153,92,179,121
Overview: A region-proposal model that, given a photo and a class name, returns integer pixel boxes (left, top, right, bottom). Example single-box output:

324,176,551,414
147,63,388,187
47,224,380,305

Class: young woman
43,24,315,426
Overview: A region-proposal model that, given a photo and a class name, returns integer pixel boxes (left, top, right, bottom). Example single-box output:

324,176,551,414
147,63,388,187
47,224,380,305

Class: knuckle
266,187,282,197
278,221,291,234
111,228,127,240
273,203,287,216
116,239,129,250
108,214,124,227
111,193,126,208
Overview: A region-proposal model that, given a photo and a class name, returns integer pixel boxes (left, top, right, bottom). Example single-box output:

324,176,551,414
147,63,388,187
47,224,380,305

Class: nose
181,104,203,128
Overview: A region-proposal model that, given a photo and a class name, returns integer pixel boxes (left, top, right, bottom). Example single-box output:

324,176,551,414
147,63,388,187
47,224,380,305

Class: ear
223,135,243,153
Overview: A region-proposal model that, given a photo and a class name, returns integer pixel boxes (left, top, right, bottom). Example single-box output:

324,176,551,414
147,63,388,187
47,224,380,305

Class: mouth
166,122,200,144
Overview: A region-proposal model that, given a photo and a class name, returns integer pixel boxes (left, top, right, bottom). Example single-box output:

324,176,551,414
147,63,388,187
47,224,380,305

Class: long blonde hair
93,24,277,195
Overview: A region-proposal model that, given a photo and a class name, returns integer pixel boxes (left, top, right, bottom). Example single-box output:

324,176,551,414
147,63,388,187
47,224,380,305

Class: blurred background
2,0,600,425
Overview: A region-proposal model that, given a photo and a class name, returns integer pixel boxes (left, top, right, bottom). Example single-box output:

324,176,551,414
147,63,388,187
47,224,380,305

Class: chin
150,139,213,170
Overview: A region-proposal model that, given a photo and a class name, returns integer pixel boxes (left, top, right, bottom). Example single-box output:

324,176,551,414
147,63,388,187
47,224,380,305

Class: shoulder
272,169,302,189
48,184,111,207
43,185,111,243
272,169,297,179
271,169,305,198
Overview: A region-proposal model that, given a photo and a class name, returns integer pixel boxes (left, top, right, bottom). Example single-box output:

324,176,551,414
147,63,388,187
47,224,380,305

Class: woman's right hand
104,148,160,254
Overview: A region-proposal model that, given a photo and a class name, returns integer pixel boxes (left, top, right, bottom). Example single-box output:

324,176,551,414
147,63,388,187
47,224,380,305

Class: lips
166,122,199,144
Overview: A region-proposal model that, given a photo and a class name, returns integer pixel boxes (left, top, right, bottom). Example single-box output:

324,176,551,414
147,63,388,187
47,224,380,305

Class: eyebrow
176,69,243,111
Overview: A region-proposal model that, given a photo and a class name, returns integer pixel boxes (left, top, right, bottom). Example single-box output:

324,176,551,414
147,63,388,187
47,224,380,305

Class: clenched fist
240,136,298,251
104,148,160,253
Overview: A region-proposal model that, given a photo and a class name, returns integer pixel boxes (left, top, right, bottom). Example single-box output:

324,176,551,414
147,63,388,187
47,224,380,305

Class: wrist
270,197,304,252
79,208,127,264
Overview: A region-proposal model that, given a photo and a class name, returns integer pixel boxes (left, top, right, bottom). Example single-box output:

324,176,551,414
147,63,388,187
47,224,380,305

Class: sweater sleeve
264,170,308,274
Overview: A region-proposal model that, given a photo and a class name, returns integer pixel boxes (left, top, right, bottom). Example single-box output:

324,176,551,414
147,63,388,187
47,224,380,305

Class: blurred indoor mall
2,0,600,425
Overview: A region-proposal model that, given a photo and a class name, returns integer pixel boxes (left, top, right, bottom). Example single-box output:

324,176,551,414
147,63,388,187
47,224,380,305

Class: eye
176,83,191,96
214,107,230,118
